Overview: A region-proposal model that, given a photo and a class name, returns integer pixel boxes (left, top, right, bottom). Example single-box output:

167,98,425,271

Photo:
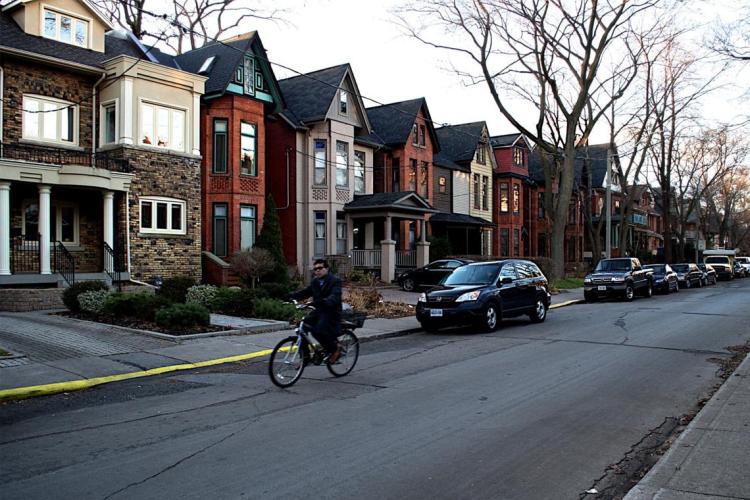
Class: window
140,102,185,151
438,176,447,194
513,229,520,256
339,90,348,114
212,119,228,174
240,205,256,250
354,151,366,194
42,9,88,48
513,184,520,214
255,73,264,91
101,101,117,145
500,228,509,256
336,141,349,187
240,122,256,175
408,159,417,191
513,147,523,167
482,175,489,210
412,124,418,145
391,158,400,192
473,174,480,209
234,66,243,83
476,144,486,164
538,192,545,219
314,140,327,185
22,201,79,245
198,56,215,74
500,183,509,213
314,211,326,256
420,161,429,197
23,95,76,144
336,212,347,254
213,204,227,257
244,57,255,95
419,125,426,147
140,197,186,235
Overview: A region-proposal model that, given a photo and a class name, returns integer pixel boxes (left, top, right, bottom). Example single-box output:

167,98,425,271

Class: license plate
430,308,443,317
597,285,607,291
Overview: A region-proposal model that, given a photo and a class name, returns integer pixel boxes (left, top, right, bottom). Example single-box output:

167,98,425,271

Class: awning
429,212,494,227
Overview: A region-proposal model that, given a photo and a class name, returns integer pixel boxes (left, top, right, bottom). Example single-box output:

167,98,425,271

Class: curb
550,299,585,309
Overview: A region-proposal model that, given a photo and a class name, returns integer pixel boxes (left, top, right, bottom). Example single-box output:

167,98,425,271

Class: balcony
0,142,132,173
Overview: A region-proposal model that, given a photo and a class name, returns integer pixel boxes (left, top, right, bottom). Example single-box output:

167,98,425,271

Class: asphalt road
2,280,749,500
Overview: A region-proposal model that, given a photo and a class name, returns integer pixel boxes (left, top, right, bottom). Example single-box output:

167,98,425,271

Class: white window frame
139,196,186,235
100,98,119,145
138,100,187,152
22,95,78,145
21,200,80,246
41,6,90,48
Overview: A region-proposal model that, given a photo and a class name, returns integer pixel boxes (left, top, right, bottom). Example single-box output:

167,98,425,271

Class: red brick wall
266,117,298,266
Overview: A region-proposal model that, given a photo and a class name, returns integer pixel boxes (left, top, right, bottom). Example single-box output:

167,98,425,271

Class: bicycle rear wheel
269,337,305,388
326,331,359,377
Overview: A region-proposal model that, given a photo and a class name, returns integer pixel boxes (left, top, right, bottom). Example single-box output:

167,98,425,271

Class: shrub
255,195,290,286
185,284,218,309
345,287,382,310
156,276,196,303
210,287,260,317
252,298,296,321
259,282,291,300
103,292,171,321
231,248,275,288
62,281,109,312
78,290,110,315
427,235,452,262
345,269,370,283
154,303,210,329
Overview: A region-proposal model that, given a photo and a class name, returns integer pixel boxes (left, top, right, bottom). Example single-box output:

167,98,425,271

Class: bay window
140,102,186,151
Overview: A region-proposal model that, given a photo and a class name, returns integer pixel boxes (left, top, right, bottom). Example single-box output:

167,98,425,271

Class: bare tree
709,5,750,61
396,0,663,279
92,0,287,53
231,247,275,288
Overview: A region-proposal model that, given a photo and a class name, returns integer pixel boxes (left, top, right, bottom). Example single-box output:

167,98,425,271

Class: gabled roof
344,192,436,213
433,151,465,172
490,133,529,149
528,143,612,188
278,63,348,124
359,97,440,152
2,0,114,29
435,122,487,165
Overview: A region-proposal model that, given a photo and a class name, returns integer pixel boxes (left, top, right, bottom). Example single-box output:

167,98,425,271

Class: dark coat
290,272,342,337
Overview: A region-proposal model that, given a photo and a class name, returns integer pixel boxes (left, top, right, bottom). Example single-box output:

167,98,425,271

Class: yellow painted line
0,347,275,403
550,299,584,309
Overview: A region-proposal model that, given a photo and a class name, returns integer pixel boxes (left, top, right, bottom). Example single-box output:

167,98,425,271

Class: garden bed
59,311,232,336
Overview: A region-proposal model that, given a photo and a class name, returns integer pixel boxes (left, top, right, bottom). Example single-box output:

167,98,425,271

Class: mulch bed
58,311,231,336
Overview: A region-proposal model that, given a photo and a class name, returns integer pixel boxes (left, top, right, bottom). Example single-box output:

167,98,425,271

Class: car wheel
698,278,703,288
643,282,653,298
529,298,547,323
482,303,500,332
685,279,691,289
402,278,416,292
624,284,635,301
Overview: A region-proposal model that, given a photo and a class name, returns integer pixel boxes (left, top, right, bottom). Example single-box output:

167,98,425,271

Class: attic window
339,90,348,115
198,56,216,74
43,9,89,48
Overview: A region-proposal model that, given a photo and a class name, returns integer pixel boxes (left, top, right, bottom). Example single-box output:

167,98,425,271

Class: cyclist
288,259,343,364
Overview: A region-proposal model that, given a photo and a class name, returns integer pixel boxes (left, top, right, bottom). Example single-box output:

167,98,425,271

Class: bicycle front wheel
269,337,305,388
326,331,359,377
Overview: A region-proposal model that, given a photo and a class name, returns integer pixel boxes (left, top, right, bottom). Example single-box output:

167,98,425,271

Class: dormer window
198,56,216,74
43,9,89,48
476,144,486,164
339,90,348,114
513,147,523,166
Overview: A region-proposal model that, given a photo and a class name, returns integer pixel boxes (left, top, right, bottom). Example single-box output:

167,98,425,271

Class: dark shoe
327,344,343,364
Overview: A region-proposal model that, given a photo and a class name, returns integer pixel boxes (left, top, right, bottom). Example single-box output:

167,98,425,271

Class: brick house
175,32,284,285
0,0,206,288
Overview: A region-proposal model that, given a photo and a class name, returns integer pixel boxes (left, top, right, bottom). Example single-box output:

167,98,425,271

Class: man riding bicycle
288,259,343,364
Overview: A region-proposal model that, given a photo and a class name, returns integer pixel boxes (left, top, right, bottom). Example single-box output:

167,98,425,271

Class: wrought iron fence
53,241,75,286
10,234,40,274
103,242,126,290
0,142,131,173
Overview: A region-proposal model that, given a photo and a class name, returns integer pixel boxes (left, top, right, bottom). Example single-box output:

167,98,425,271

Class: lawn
553,277,585,289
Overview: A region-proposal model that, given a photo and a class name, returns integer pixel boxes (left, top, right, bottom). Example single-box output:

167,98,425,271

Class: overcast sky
244,0,747,143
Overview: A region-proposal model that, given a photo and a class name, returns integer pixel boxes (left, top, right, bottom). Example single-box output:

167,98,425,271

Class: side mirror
500,276,514,286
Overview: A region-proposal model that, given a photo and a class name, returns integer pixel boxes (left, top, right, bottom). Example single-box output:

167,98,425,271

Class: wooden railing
351,249,381,268
396,250,416,268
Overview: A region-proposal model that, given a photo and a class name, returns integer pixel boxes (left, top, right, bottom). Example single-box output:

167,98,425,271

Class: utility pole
605,149,612,259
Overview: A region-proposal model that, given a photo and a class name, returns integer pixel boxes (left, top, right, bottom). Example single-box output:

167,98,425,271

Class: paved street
1,280,749,499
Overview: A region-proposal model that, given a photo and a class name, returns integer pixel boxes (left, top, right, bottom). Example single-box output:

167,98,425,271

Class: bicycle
268,301,364,388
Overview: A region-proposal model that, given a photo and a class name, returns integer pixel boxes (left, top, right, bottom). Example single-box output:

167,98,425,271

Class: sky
215,0,748,144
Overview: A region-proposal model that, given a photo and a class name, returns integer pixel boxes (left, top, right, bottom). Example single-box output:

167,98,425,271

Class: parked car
397,258,473,291
415,259,551,332
736,256,750,276
733,260,746,278
697,263,717,286
644,264,679,294
583,257,654,302
703,256,733,280
671,263,704,288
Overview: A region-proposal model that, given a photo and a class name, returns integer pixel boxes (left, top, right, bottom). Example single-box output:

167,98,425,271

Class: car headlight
418,293,427,302
584,277,592,284
611,276,625,282
455,290,481,302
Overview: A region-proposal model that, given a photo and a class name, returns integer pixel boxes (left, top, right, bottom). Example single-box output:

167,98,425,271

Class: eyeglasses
313,267,324,271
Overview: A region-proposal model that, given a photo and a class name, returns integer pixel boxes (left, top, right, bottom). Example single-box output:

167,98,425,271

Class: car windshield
443,263,501,285
705,257,729,264
645,265,665,273
672,264,689,272
595,259,632,272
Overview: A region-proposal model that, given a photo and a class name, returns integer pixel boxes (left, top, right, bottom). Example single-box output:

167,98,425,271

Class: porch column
0,182,10,275
39,185,51,274
416,218,430,268
103,191,114,249
381,215,396,283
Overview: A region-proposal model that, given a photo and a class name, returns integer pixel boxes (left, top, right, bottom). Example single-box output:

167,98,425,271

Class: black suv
584,258,654,301
415,259,551,332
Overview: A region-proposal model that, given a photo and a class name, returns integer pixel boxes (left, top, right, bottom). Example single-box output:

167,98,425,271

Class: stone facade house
175,32,284,285
0,0,206,288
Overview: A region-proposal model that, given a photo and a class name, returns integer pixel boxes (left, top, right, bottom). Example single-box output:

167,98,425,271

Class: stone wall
0,288,64,311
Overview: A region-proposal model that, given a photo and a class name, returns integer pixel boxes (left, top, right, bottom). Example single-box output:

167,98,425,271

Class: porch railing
0,142,132,173
103,242,125,291
53,241,75,286
396,250,416,268
351,249,381,268
10,234,40,273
